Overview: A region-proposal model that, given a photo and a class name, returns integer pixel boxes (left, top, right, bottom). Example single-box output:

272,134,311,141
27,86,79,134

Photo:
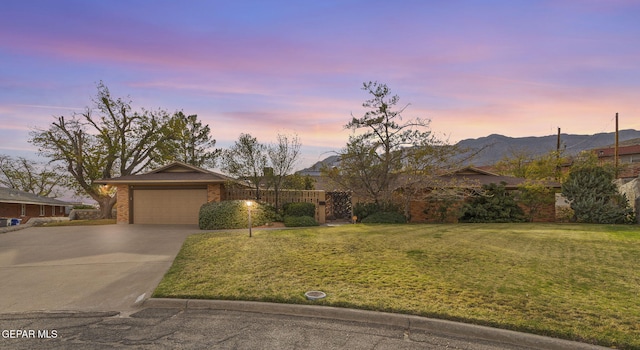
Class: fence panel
224,188,326,222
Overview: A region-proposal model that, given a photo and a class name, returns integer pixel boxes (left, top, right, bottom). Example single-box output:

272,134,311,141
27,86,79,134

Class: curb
0,222,34,234
142,298,608,350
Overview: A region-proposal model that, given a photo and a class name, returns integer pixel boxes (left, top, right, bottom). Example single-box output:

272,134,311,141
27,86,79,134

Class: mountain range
299,129,640,175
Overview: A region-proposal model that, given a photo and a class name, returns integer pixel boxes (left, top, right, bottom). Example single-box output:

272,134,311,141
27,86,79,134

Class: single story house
594,143,640,179
96,162,235,225
0,187,71,223
408,167,562,223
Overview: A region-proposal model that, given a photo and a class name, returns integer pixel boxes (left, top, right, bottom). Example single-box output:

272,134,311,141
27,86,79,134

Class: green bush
283,202,316,217
562,165,635,224
73,204,96,209
199,200,276,230
459,182,526,223
360,211,407,224
283,215,319,227
353,202,402,222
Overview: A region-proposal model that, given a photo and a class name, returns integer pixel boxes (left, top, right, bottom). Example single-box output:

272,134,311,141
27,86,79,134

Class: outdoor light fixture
246,201,253,237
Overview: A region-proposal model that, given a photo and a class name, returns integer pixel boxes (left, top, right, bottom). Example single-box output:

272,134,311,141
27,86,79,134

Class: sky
1,0,640,171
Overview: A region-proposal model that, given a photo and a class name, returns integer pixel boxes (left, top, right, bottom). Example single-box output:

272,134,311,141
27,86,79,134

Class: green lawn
39,219,116,226
154,223,640,349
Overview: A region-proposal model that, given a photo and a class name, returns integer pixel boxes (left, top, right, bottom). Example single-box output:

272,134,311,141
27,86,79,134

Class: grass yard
40,219,116,226
154,223,640,349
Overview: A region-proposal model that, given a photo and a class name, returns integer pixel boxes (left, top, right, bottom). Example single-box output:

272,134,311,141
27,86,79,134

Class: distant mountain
297,155,340,176
458,129,640,166
298,129,640,174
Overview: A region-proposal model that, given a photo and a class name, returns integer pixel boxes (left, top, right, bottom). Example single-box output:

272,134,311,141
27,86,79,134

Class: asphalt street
0,307,568,350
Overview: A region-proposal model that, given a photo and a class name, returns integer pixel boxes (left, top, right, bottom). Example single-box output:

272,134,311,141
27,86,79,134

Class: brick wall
519,201,556,222
0,203,20,218
0,202,67,223
410,200,465,223
116,185,129,224
408,192,557,223
207,184,223,202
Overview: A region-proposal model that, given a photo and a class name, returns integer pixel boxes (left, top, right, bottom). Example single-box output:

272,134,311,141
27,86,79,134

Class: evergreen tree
459,182,526,223
562,165,634,224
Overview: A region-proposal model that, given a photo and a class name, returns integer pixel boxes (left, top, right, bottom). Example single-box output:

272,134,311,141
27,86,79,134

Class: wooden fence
225,188,326,223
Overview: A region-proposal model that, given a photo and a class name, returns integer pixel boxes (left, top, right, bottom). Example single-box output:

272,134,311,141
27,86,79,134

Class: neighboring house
0,187,70,223
407,167,561,223
594,143,640,179
96,162,236,225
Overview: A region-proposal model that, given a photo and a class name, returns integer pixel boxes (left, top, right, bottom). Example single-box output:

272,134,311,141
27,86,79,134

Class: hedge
360,211,407,224
199,200,276,230
283,215,319,227
283,202,316,218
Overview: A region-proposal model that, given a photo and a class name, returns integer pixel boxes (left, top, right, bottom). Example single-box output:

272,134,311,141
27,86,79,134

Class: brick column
207,184,222,202
116,185,129,224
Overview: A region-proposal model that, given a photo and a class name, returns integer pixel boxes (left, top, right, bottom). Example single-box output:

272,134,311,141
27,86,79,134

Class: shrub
556,206,575,223
199,200,276,230
73,204,96,209
360,211,407,224
459,182,526,223
562,165,635,224
283,202,316,217
353,202,402,222
283,215,318,227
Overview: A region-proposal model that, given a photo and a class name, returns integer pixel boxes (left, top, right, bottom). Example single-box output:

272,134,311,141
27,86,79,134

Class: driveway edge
142,298,608,350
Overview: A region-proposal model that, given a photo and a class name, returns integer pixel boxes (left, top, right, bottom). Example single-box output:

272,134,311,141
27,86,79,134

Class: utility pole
615,113,619,177
556,127,561,181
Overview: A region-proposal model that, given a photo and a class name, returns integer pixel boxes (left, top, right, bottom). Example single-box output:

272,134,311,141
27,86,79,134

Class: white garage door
133,188,208,224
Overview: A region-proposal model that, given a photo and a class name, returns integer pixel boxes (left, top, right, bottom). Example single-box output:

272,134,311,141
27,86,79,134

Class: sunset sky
1,0,639,170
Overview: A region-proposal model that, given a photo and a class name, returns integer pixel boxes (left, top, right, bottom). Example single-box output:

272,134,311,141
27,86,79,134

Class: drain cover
304,291,326,300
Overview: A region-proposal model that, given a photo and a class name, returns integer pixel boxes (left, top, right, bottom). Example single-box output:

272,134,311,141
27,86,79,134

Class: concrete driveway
0,224,197,313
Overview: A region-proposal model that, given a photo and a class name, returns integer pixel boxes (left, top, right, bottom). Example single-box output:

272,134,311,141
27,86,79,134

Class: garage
132,187,208,224
96,162,234,225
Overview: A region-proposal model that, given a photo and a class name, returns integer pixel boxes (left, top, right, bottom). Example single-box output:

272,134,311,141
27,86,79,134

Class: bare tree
221,133,267,200
0,155,68,197
267,133,301,211
30,82,176,218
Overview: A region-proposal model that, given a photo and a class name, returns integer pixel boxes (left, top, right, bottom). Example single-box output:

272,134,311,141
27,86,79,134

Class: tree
494,149,567,182
159,112,220,168
266,133,301,211
562,161,634,224
459,182,526,223
494,149,565,222
30,82,176,218
324,135,389,203
282,173,315,190
0,155,68,197
325,81,466,218
517,180,555,222
221,133,267,199
341,81,433,203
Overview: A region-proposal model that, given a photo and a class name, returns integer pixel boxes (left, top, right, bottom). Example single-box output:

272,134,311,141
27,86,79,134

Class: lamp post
246,201,253,237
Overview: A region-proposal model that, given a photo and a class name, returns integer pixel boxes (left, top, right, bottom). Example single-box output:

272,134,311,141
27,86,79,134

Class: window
21,204,26,216
40,205,45,216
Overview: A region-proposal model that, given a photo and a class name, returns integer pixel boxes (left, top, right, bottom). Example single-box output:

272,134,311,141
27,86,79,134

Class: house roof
95,161,235,185
0,187,72,206
438,166,561,189
595,144,640,158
